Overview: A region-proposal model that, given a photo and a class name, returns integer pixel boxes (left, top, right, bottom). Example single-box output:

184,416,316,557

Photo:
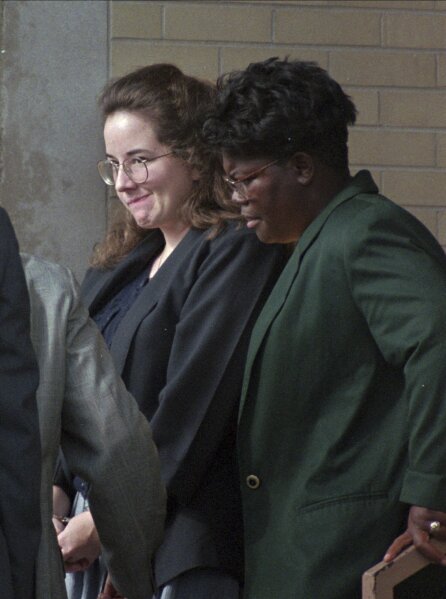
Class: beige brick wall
109,0,446,243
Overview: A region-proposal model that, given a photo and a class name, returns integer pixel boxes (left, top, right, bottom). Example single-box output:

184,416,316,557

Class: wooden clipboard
362,539,446,598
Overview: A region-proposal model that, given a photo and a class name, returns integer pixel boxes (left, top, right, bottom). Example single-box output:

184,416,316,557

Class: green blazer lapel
239,243,301,414
240,171,378,413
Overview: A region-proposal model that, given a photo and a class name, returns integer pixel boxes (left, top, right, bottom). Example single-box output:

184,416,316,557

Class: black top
80,224,288,586
93,264,150,348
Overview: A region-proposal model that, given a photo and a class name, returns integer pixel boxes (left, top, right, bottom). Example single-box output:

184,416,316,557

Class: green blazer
238,171,446,599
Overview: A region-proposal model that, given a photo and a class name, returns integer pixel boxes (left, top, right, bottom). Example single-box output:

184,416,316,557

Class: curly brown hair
91,63,238,269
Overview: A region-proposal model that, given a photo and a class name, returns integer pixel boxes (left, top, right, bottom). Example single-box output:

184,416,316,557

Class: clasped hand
56,510,101,572
384,505,446,565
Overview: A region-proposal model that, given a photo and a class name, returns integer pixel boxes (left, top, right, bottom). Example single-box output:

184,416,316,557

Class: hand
99,575,126,598
383,530,413,562
384,505,446,564
57,510,101,572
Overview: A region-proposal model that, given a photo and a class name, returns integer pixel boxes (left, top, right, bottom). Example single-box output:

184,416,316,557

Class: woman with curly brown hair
53,63,286,599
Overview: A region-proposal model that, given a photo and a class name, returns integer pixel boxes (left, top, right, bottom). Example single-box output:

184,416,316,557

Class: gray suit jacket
21,254,166,599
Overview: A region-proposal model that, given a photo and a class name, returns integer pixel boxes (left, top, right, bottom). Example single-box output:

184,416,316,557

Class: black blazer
0,208,41,599
81,223,287,586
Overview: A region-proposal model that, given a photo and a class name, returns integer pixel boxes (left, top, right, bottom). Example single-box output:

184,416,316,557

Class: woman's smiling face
104,110,196,234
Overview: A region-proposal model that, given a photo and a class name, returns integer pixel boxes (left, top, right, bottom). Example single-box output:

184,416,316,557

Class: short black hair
203,57,357,171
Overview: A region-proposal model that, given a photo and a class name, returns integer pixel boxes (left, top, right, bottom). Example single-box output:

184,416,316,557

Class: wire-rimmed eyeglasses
223,158,281,198
97,152,174,186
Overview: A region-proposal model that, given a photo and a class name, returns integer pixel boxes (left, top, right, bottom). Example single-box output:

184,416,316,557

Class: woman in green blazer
203,57,446,599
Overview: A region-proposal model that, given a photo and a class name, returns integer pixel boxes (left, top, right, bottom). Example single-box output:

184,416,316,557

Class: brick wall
109,0,446,244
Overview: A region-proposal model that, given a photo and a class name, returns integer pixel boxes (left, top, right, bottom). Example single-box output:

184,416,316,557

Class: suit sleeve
0,209,41,599
345,201,446,510
150,227,286,504
58,267,165,599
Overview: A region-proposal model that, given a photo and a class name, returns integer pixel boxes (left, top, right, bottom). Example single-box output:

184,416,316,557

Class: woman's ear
289,152,314,186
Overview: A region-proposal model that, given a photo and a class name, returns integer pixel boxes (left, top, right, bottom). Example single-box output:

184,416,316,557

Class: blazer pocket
297,491,388,515
289,492,403,599
292,491,404,564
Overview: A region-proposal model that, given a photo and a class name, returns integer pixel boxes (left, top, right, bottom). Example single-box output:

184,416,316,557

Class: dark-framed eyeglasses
97,151,174,186
223,158,281,198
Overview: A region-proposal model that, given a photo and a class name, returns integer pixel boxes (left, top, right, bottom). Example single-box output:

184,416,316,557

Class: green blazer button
246,474,261,489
